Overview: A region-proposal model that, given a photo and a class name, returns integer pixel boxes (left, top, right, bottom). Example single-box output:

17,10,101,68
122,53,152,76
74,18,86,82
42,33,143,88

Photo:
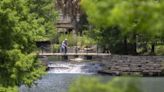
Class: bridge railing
38,45,111,55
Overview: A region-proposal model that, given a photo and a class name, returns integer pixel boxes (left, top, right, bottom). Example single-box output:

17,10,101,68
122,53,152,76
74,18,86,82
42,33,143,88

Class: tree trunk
123,37,128,54
133,40,137,55
151,43,155,55
131,33,137,55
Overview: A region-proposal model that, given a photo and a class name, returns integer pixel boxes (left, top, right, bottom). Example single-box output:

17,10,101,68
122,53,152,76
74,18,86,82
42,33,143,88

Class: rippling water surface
20,61,164,92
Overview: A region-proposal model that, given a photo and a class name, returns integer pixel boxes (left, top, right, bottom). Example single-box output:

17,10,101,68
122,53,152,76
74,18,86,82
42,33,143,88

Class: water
140,77,164,92
47,61,103,74
20,61,164,92
20,74,81,92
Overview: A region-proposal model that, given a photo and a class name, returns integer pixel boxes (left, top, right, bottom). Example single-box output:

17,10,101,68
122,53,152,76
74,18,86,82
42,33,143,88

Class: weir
39,53,110,60
47,62,103,74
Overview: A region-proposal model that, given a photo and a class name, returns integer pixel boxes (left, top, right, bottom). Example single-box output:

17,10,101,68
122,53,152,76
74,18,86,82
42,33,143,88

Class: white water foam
47,62,102,74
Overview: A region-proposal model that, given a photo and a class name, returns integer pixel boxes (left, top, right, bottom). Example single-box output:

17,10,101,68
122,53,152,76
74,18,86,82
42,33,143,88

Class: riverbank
40,55,164,76
96,55,164,76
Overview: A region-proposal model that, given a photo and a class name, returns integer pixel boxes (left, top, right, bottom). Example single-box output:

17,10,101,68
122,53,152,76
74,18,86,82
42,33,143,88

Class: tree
0,0,56,91
29,0,57,40
81,0,164,55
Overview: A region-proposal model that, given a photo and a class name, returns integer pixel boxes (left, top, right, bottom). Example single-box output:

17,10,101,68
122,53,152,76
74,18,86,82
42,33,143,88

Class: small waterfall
47,62,103,74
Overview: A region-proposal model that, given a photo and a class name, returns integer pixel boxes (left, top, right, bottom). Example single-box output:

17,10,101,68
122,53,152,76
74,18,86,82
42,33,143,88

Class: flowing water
20,61,164,92
47,61,103,74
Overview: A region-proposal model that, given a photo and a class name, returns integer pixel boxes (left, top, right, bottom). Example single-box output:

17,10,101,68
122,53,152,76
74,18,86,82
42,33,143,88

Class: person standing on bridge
63,39,68,53
61,39,68,53
61,41,65,53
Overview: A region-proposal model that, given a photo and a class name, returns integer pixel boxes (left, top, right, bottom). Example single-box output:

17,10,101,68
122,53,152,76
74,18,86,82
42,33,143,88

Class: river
20,61,164,92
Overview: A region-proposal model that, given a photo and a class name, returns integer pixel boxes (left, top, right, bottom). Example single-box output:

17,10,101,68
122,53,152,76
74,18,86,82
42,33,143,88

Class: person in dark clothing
61,41,65,53
63,39,68,53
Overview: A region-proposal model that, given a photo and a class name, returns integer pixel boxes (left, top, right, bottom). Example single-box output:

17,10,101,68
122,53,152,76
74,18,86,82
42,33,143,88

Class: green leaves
81,0,164,54
0,0,54,90
69,77,141,92
81,0,164,36
29,0,57,40
0,86,18,92
0,49,45,87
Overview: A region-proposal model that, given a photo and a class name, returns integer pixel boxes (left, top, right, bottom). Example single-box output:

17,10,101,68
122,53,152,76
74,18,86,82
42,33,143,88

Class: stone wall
97,55,164,76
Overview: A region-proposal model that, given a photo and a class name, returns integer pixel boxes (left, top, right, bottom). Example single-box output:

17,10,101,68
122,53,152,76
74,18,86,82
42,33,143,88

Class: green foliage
53,44,60,53
81,0,164,54
28,0,57,40
156,45,164,55
0,86,18,92
59,34,96,48
59,34,77,47
88,27,125,53
0,0,55,90
81,0,164,35
0,50,46,87
78,35,96,48
69,77,141,92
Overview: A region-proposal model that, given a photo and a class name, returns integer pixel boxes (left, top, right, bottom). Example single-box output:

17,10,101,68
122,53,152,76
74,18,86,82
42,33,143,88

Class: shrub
78,35,96,48
59,34,77,47
69,77,141,92
156,45,164,55
53,44,60,53
59,34,96,49
0,86,18,92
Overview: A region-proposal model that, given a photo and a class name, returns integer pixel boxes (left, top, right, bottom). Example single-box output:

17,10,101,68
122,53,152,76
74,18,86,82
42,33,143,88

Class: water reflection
20,74,164,92
20,61,164,92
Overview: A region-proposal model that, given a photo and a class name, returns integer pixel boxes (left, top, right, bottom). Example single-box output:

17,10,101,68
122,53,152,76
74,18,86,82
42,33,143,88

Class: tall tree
81,0,164,54
0,0,56,91
29,0,57,40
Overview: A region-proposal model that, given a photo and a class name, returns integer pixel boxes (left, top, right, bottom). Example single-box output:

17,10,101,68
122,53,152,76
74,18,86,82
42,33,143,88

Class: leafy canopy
0,0,56,91
81,0,164,37
81,0,164,54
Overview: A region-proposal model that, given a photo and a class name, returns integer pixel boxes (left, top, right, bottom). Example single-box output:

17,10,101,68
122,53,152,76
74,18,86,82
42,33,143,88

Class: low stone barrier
97,55,164,76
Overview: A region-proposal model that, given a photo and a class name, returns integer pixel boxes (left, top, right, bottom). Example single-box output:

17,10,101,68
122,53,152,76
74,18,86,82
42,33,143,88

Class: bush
156,45,164,55
59,34,96,49
69,77,141,92
78,35,96,48
59,34,77,47
0,86,18,92
53,44,60,53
